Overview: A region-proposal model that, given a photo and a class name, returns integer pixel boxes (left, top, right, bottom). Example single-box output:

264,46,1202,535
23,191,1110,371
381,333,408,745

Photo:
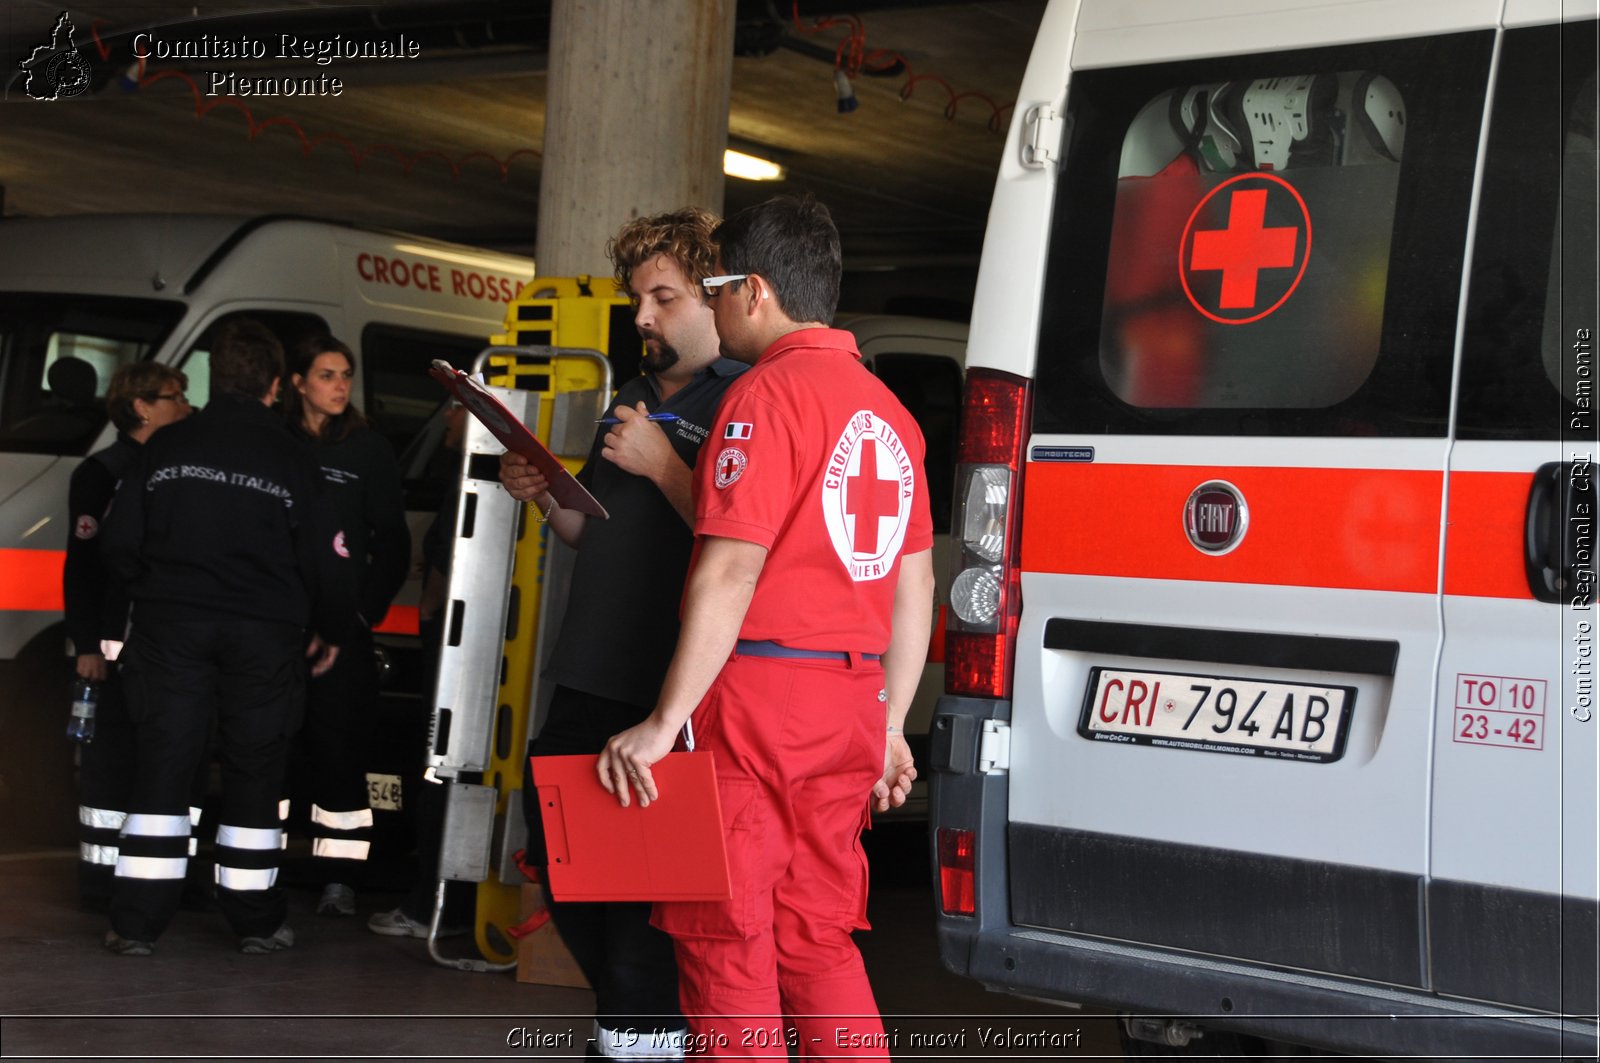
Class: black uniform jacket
102,392,358,644
63,432,141,655
289,421,409,629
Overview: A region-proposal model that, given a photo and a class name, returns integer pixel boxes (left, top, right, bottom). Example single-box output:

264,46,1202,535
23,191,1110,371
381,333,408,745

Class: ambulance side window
1034,32,1492,437
178,311,328,411
1458,21,1597,440
0,294,181,456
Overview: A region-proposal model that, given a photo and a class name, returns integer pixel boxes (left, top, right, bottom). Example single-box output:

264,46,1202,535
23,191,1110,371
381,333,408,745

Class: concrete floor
0,826,1121,1061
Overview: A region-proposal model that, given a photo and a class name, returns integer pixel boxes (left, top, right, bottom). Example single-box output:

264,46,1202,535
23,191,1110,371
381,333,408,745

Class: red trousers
654,651,888,1060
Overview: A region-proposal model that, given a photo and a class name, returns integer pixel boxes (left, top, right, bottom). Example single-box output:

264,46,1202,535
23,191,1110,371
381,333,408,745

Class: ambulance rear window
1034,32,1491,437
1102,71,1401,409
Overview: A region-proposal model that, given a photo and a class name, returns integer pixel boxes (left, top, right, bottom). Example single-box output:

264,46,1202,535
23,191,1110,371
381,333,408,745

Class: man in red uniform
598,195,934,1058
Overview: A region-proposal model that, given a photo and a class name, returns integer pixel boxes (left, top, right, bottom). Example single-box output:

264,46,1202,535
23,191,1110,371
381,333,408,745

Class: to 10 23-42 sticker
1453,673,1545,750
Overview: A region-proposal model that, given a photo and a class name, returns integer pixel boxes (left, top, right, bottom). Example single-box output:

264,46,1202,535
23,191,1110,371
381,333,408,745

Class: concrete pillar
536,0,737,277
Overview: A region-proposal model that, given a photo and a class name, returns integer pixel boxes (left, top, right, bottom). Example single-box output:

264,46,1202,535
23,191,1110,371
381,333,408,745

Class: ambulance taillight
937,827,977,916
945,369,1029,700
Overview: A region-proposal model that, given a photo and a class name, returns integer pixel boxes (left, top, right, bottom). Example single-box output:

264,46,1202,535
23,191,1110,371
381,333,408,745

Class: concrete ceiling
1,0,1046,291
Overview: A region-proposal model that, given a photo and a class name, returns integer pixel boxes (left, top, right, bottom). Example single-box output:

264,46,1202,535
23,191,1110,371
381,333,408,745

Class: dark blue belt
735,639,880,663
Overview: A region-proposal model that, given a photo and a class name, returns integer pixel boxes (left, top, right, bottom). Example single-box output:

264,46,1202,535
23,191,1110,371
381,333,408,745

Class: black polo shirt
543,358,745,708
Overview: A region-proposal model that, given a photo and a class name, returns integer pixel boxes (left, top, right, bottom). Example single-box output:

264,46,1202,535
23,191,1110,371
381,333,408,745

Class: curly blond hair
606,207,720,297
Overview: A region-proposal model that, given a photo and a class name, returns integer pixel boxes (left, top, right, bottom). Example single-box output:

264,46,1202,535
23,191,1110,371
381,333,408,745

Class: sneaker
316,882,356,917
104,930,153,956
366,906,468,939
239,924,295,954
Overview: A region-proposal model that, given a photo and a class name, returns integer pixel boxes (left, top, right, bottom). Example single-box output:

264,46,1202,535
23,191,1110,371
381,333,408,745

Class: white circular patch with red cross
333,530,350,558
821,410,915,583
74,514,98,540
713,447,747,489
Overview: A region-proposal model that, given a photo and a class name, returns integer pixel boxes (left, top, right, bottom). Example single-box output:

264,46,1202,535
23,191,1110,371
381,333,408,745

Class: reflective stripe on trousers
215,822,284,891
115,812,192,881
80,805,127,831
309,803,373,863
81,843,118,867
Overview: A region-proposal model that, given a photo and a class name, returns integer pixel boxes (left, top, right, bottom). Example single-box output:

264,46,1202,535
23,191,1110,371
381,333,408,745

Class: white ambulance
931,1,1596,1058
0,214,531,838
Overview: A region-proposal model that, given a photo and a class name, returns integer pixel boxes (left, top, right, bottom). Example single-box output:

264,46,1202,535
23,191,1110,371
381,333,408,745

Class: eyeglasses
151,392,189,404
701,274,748,298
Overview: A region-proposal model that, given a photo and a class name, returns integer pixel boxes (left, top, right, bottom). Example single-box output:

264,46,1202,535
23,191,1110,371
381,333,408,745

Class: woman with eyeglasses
64,361,191,909
282,334,410,920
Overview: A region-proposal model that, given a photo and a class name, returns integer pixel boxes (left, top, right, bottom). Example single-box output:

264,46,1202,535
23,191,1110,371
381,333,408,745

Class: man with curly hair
500,207,745,1060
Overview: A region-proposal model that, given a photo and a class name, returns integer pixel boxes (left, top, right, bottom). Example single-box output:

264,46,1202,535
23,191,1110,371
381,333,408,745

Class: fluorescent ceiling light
723,149,786,182
392,244,527,271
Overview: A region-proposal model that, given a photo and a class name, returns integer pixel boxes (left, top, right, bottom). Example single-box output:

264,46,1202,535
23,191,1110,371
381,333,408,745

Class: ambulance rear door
1008,11,1494,995
1430,8,1598,1018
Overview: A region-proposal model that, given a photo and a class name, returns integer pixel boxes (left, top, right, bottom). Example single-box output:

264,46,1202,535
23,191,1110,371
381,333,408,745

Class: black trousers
77,672,212,907
298,625,377,885
76,670,136,904
111,616,302,942
524,685,685,1047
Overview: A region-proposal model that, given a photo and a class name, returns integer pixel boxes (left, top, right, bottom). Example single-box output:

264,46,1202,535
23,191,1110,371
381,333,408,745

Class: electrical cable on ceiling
786,1,1012,133
137,69,541,179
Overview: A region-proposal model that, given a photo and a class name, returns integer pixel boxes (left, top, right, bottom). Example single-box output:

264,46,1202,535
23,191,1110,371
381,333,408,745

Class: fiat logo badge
1184,480,1248,555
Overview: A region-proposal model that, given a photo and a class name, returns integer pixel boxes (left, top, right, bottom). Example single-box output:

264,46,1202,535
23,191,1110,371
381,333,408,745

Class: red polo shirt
693,327,933,653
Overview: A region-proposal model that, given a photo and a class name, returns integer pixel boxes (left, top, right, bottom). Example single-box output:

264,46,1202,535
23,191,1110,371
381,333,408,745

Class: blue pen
596,412,680,425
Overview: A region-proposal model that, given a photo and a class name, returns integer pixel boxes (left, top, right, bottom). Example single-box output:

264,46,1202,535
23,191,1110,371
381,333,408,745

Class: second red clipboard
531,751,731,902
429,359,608,518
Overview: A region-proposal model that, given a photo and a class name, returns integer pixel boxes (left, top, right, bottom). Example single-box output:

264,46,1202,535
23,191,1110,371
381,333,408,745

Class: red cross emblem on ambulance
1180,172,1312,325
822,410,915,583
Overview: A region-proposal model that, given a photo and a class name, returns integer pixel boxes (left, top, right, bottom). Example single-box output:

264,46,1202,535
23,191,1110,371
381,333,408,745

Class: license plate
1078,667,1354,763
366,772,404,811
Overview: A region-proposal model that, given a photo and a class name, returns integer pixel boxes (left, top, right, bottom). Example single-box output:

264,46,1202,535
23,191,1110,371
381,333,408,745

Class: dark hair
210,318,284,400
284,333,366,444
106,362,188,433
713,194,841,324
608,207,721,297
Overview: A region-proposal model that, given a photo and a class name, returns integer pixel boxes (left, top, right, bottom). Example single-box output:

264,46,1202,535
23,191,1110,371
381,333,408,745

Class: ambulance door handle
1525,461,1594,604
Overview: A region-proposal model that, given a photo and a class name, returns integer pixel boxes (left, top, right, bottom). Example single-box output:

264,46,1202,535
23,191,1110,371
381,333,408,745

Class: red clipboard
428,359,608,518
531,751,731,902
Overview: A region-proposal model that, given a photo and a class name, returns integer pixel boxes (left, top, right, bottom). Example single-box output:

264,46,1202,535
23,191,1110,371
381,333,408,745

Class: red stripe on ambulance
372,604,421,636
1443,471,1537,600
1020,463,1441,593
0,548,65,612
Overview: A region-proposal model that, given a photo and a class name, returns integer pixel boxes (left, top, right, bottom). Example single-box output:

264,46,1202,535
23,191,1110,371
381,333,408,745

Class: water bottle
66,677,98,744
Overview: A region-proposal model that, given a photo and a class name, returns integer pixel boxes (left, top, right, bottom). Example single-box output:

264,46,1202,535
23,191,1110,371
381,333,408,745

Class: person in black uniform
282,334,410,918
498,208,745,1061
100,318,356,956
64,361,190,908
